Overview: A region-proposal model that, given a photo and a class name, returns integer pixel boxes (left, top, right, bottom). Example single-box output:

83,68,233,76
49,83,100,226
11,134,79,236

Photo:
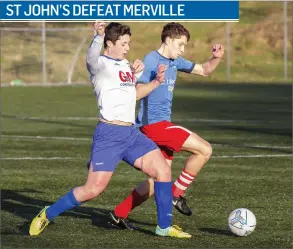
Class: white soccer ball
228,208,256,236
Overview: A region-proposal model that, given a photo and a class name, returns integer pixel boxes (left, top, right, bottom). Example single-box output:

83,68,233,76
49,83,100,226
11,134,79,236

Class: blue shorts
88,122,158,172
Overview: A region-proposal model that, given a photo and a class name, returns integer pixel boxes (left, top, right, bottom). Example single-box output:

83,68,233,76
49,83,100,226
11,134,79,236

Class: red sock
172,169,195,197
114,189,149,219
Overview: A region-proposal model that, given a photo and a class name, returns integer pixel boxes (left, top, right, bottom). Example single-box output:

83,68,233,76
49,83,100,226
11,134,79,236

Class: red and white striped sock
172,169,195,197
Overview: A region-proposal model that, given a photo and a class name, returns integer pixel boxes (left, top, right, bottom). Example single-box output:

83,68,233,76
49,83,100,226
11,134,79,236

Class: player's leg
29,122,126,236
110,149,168,231
112,130,171,229
29,163,114,236
113,148,172,221
114,129,191,238
132,149,190,238
140,122,212,216
168,127,212,216
112,122,174,219
117,122,212,216
173,132,212,198
133,156,172,197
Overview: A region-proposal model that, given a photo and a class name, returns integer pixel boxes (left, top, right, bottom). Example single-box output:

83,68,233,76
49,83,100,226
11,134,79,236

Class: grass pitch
1,83,292,248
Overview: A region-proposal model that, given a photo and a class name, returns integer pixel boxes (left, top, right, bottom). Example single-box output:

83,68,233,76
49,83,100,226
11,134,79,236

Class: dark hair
161,22,190,43
104,22,131,48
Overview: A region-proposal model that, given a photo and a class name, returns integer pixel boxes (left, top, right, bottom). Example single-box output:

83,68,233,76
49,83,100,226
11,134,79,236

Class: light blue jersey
136,51,195,126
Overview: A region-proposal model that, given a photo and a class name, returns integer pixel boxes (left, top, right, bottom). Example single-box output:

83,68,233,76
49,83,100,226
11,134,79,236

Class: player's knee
139,149,170,180
204,142,213,159
149,151,171,181
198,142,212,163
82,185,105,199
155,162,171,182
190,141,212,160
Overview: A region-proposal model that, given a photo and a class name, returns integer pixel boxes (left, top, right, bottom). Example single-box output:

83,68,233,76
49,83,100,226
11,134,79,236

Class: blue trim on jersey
101,54,122,61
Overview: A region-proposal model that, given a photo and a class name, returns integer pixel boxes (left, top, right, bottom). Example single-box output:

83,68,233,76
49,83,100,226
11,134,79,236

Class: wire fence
1,2,292,86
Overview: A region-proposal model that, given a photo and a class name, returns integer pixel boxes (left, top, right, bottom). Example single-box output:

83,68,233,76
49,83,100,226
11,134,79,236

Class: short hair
161,22,190,43
104,22,131,48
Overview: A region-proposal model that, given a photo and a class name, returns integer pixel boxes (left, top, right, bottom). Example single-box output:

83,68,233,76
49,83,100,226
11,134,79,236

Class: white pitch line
2,135,291,150
1,135,91,141
0,154,292,161
173,118,261,124
2,115,279,124
212,143,292,150
1,82,89,87
5,116,97,121
0,157,76,160
176,154,292,159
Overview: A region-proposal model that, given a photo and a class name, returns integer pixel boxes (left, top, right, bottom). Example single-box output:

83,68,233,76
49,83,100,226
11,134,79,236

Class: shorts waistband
99,118,133,127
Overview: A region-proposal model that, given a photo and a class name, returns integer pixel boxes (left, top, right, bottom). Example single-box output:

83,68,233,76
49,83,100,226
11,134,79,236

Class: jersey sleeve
177,56,196,73
86,34,104,75
134,71,143,82
136,53,158,84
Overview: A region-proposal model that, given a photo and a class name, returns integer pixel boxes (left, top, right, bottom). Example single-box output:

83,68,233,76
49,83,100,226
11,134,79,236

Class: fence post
42,21,47,84
68,37,87,84
0,27,2,155
284,0,288,81
226,22,230,81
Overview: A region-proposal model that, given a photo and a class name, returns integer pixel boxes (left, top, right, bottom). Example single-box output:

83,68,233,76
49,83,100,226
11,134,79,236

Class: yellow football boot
155,224,192,238
29,206,50,236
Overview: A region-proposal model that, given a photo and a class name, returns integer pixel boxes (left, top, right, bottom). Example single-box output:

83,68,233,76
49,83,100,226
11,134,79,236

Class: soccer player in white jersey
111,22,225,227
29,22,191,238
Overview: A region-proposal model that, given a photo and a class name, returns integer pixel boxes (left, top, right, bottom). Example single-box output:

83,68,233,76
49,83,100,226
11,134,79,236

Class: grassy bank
1,2,292,84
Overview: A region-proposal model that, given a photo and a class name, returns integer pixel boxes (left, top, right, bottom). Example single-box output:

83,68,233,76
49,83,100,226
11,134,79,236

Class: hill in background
1,2,292,84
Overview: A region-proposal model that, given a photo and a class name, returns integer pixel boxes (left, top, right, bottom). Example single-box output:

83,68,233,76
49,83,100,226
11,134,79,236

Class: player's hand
156,64,167,84
212,44,224,58
93,21,106,36
131,59,144,74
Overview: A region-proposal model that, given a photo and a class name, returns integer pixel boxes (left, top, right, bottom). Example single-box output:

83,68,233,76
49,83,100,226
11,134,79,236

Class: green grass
1,83,292,248
1,2,292,84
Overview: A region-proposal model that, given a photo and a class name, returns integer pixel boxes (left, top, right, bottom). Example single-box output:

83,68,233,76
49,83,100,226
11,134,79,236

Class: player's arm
131,59,144,82
191,44,225,77
136,64,167,100
86,22,106,75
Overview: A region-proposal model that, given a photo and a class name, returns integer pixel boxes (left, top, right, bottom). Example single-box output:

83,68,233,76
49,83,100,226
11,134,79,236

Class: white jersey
86,35,142,124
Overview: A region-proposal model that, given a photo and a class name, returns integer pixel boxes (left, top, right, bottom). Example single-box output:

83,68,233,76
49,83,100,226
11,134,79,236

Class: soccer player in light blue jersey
111,22,224,228
29,22,191,238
